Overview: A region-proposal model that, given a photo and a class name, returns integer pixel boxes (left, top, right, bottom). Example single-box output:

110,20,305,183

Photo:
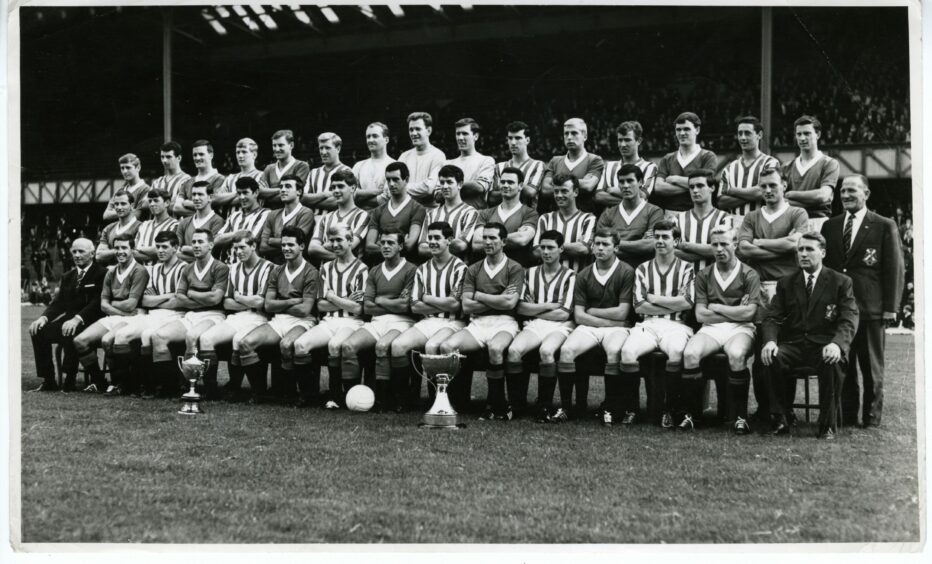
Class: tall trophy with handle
177,352,209,415
413,351,466,429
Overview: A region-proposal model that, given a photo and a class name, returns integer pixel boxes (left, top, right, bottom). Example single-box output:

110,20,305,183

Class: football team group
27,111,904,440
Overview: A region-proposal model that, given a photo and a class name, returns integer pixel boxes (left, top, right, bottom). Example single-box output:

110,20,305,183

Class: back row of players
68,111,897,437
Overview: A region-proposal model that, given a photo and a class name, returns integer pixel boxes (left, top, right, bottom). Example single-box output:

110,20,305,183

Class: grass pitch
17,306,920,544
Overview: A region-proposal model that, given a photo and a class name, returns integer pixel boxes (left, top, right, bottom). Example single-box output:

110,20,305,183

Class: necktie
806,274,814,296
75,268,86,289
843,213,855,253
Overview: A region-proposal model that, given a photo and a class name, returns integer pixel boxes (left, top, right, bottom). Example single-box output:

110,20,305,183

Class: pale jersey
521,265,575,312
226,258,275,303
634,258,695,322
135,216,179,265
318,258,369,319
312,207,369,254
146,260,186,304
411,256,467,320
719,153,780,216
398,146,447,205
533,210,596,270
418,202,480,246
598,158,658,196
352,156,396,207
446,153,495,209
305,163,352,216
676,208,733,271
494,158,545,208
151,172,191,207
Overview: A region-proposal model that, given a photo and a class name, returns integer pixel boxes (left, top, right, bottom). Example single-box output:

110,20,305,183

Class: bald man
28,238,108,391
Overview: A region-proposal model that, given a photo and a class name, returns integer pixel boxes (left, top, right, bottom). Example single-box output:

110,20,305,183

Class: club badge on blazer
863,248,878,266
825,304,837,321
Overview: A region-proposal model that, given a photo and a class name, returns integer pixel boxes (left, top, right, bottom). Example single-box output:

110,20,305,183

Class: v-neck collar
483,256,507,279
714,261,742,292
381,259,407,281
593,259,620,286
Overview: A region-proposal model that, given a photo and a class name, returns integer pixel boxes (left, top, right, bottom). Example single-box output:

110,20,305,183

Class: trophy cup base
419,412,465,429
178,402,204,415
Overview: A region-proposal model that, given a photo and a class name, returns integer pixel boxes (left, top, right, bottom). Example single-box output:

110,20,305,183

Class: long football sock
680,367,702,417
327,356,342,404
537,363,558,409
575,372,590,413
486,364,507,412
557,361,575,411
729,368,751,421
603,364,620,414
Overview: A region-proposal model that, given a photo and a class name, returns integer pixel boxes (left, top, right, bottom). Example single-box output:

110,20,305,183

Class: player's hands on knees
822,343,842,365
761,341,779,366
28,315,48,336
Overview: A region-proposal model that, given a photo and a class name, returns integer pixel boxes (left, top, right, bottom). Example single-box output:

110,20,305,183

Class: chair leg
804,375,812,423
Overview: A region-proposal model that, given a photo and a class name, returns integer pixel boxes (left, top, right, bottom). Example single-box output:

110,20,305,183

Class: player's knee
439,340,454,354
725,346,749,371
341,341,357,359
390,340,407,358
683,347,703,369
293,339,310,357
488,347,505,365
539,345,558,365
506,346,523,364
619,346,640,366
425,340,443,355
559,346,579,363
375,341,391,358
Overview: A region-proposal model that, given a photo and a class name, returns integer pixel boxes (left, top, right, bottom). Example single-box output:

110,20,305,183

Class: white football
345,384,375,412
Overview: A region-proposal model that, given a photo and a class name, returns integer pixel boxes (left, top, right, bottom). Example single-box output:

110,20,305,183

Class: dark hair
538,229,565,247
280,173,304,193
736,115,763,134
112,190,135,204
367,121,390,138
617,163,645,183
331,169,357,187
147,188,171,202
191,180,213,196
112,233,136,249
192,227,214,242
615,120,643,140
506,121,530,135
232,230,257,247
235,176,260,193
593,228,621,246
407,112,433,128
438,164,464,184
674,112,701,128
652,219,681,240
794,115,822,134
426,221,454,239
483,222,508,241
551,173,579,191
272,129,294,143
687,168,718,189
454,117,480,133
379,228,406,245
160,141,182,157
192,139,214,154
759,165,786,182
385,161,410,181
280,225,307,247
154,231,179,246
500,166,525,184
800,231,827,249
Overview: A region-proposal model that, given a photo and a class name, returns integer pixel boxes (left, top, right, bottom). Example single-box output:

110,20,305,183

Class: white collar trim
387,195,411,217
593,258,620,286
381,259,407,281
760,203,790,224
193,257,214,281
714,261,743,292
795,151,824,176
618,200,647,224
483,257,507,279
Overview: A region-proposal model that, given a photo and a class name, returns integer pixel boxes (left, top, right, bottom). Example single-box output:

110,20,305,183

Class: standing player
133,188,178,265
595,164,664,267
716,117,781,220
352,122,396,210
308,170,369,261
674,169,732,272
196,232,274,402
214,177,271,261
652,112,718,213
389,222,467,412
440,223,524,421
151,141,191,215
417,164,479,259
260,129,311,208
595,121,658,207
303,132,352,215
365,162,427,259
555,230,635,422
173,140,226,218
398,112,447,207
237,227,318,406
340,229,417,410
96,190,141,266
292,223,369,408
784,115,840,220
471,167,538,266
534,173,595,271
446,118,495,210
214,138,263,214
682,224,761,434
505,230,576,421
150,229,230,399
103,153,150,222
73,235,150,395
174,181,225,262
618,220,695,428
109,231,186,397
539,118,605,214
259,174,315,264
489,121,545,208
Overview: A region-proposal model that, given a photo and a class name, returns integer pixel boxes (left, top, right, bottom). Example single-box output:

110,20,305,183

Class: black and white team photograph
4,1,925,559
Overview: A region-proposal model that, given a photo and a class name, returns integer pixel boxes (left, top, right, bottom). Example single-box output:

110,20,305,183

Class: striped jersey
695,261,761,309
226,258,274,301
462,257,525,316
306,164,352,216
533,210,596,270
178,173,226,204
175,211,225,247
574,259,635,313
110,180,151,221
495,158,546,193
100,218,142,249
419,202,480,245
313,207,369,253
102,261,150,304
219,169,263,195
720,153,780,216
521,265,575,311
218,207,270,240
411,256,467,320
135,216,179,261
267,260,319,300
151,171,191,205
318,258,369,319
634,258,695,322
676,208,733,271
146,259,186,301
598,158,659,196
365,259,418,308
176,257,230,311
261,159,311,191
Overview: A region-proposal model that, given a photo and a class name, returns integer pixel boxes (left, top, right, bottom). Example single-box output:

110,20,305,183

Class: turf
17,306,920,544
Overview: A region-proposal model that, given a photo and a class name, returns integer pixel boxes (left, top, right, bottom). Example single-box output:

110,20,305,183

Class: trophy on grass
413,351,466,429
177,353,209,415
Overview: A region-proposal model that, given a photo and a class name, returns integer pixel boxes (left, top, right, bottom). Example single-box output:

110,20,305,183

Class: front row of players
65,216,857,439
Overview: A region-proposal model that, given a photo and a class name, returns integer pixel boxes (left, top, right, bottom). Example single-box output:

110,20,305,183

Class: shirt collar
806,266,823,286
849,207,868,222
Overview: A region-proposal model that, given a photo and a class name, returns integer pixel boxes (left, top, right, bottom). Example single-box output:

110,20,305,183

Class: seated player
133,188,178,265
196,231,273,402
307,170,369,262
292,223,369,409
555,229,635,423
237,227,318,406
341,228,418,410
682,224,761,435
417,164,478,259
595,164,664,267
259,173,315,264
215,177,271,261
96,190,141,266
365,161,426,260
73,234,150,395
534,173,595,270
440,223,525,421
109,231,186,397
389,222,468,412
471,167,538,266
175,181,225,262
150,228,230,399
618,220,695,429
505,230,576,421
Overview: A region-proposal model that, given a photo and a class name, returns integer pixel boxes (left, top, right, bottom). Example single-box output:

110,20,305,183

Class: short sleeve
175,265,191,295
633,265,647,307
212,263,230,293
508,262,525,296
303,266,319,298
790,209,810,234
700,150,718,170
695,270,709,305
129,268,150,299
744,268,762,306
656,155,671,179
619,266,635,304
364,266,378,302
411,267,424,302
586,154,605,180
411,204,427,227
821,158,840,189
573,271,587,306
462,264,477,295
520,207,539,229
737,213,756,243
266,266,281,297
101,271,114,301
367,208,381,231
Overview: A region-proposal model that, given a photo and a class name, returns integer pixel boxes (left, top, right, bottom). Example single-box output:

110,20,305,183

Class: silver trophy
177,354,209,415
413,351,466,429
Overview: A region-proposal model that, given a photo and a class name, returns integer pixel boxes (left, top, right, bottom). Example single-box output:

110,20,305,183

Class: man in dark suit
27,238,107,391
761,232,859,439
821,174,904,427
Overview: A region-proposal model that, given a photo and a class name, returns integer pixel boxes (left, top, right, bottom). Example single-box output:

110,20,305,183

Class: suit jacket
821,210,904,320
762,267,859,354
41,261,107,326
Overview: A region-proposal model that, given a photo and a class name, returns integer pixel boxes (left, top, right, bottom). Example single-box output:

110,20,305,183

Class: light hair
710,223,737,243
326,222,352,240
564,117,588,135
318,132,342,150
236,138,258,156
118,153,141,167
